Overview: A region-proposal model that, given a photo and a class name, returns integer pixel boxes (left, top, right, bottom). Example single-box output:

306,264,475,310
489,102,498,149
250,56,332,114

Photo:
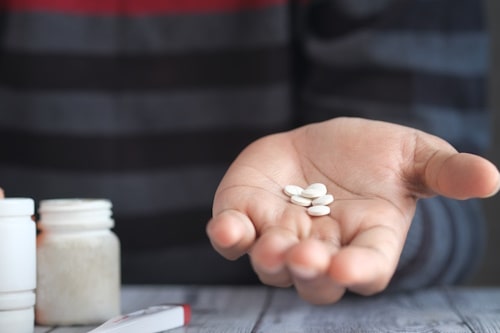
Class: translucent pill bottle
35,199,121,326
0,198,36,333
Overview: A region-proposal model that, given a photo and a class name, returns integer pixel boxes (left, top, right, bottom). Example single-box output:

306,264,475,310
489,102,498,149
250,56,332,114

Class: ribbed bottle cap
38,198,113,229
38,198,112,213
0,291,35,310
0,198,35,216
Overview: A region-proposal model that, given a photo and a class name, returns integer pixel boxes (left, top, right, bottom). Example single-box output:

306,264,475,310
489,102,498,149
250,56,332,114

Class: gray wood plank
43,285,269,333
38,325,96,333
35,286,500,333
255,287,475,333
444,287,500,333
178,285,269,333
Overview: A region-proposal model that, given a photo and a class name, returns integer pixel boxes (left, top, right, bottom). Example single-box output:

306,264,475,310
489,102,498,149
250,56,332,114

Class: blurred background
470,0,500,286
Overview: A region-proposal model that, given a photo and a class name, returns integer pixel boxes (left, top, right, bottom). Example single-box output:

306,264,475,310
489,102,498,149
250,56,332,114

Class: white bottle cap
0,291,36,310
38,199,112,213
0,198,34,216
38,198,114,229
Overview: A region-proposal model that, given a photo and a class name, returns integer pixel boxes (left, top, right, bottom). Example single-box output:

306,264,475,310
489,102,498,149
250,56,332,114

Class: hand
0,188,3,199
206,117,500,304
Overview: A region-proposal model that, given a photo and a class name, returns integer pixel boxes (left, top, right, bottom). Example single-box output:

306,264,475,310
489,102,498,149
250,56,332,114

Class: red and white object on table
87,304,191,333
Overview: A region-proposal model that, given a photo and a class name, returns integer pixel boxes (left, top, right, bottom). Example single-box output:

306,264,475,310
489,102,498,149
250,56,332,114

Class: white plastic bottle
35,199,121,326
0,198,36,333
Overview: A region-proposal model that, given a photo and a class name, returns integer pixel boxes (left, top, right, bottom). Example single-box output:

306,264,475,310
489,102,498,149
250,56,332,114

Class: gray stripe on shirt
0,85,291,134
307,31,488,76
302,95,489,152
3,7,289,53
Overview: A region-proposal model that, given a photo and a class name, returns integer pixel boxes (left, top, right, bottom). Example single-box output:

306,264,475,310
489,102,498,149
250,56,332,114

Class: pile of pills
283,183,334,216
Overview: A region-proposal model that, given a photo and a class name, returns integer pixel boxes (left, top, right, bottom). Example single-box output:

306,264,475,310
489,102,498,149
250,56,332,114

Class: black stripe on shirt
0,46,290,91
305,65,486,110
114,207,212,250
306,0,484,40
0,126,285,171
376,0,485,32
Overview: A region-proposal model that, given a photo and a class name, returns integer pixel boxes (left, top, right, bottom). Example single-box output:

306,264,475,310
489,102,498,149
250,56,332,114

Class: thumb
423,151,500,200
0,188,4,199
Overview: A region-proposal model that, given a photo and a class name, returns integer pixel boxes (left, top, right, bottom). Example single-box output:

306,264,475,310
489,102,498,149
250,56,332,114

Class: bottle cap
38,199,114,229
0,291,36,310
0,198,34,217
39,199,111,213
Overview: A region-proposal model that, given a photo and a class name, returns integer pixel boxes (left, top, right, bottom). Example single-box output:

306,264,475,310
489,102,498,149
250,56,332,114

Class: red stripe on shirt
1,0,289,15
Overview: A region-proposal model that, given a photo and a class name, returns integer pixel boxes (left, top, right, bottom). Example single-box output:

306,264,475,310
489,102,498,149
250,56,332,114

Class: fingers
250,227,297,287
251,229,347,303
287,239,346,304
209,209,403,304
209,208,349,304
0,188,3,199
329,243,397,295
206,209,256,260
209,201,404,303
251,223,401,303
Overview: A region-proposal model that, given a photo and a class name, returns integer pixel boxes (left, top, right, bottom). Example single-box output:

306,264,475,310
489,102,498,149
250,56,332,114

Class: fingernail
289,265,319,279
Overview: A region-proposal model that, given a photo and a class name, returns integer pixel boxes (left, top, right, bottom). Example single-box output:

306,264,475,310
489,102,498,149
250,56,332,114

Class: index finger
206,209,257,260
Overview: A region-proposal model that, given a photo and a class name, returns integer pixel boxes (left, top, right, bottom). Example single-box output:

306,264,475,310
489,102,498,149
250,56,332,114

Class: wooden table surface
35,285,500,332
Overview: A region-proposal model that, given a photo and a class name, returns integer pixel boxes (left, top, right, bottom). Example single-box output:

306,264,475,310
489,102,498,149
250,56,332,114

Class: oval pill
284,185,304,197
312,194,334,206
307,205,330,216
291,195,312,207
301,183,327,198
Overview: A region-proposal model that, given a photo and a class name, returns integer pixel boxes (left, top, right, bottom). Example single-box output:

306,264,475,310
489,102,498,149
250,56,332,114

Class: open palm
207,117,499,304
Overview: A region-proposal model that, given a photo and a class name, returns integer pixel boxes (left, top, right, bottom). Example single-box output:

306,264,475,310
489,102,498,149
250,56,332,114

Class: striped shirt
0,0,490,287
